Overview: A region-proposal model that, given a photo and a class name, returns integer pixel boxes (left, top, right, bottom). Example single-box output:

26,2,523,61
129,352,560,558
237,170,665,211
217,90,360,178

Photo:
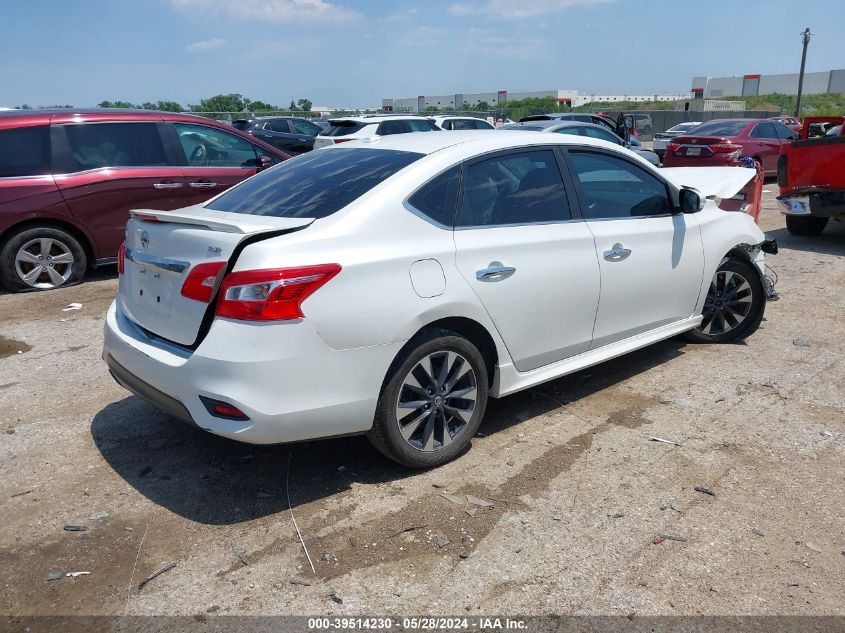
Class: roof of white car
329,114,430,123
329,130,625,157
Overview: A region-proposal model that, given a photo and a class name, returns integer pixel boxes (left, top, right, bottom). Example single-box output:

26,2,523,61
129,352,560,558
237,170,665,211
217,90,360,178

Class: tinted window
750,122,777,139
377,120,408,135
408,119,439,132
583,126,622,145
772,122,797,140
321,121,367,137
175,123,259,167
569,151,671,219
291,119,321,135
503,124,546,131
231,120,251,131
267,120,291,133
407,166,460,227
690,120,749,137
452,119,490,130
457,150,571,227
207,148,423,218
64,123,167,171
0,126,50,177
553,126,584,136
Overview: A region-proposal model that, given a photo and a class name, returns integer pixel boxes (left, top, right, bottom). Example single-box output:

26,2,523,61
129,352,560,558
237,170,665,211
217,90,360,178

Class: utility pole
795,27,812,118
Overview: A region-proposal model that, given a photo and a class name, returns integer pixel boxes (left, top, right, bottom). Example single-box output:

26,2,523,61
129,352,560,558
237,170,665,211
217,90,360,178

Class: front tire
368,328,488,468
0,226,87,292
785,215,829,236
685,259,765,344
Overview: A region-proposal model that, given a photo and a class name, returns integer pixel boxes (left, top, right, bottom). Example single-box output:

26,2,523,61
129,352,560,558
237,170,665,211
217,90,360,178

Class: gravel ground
1,188,843,618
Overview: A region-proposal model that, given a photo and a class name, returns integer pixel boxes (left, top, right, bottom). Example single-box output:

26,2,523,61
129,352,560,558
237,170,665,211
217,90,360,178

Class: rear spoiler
129,207,314,234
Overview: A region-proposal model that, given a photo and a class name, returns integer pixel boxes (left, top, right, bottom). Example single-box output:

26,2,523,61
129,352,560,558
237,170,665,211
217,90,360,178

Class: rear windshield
206,148,423,218
687,120,749,137
501,124,546,131
231,120,251,131
320,121,367,137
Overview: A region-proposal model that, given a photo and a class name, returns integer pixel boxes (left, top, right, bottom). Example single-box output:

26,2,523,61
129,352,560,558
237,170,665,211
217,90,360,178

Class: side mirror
259,155,273,170
679,187,704,213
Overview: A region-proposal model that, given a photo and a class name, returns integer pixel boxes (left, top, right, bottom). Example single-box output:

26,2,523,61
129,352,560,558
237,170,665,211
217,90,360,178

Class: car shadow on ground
91,338,687,525
765,223,845,257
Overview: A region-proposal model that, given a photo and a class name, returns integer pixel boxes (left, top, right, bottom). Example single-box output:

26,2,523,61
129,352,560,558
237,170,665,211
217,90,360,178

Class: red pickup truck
777,116,845,235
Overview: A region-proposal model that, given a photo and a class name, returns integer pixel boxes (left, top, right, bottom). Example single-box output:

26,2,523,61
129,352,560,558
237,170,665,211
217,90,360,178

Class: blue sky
1,0,843,108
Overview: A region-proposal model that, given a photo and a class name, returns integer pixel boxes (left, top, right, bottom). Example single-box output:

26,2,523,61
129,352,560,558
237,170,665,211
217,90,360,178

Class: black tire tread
0,226,87,292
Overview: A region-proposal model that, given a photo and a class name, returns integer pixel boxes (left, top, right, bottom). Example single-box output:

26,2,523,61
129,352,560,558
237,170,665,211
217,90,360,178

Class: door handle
153,182,183,189
189,181,217,189
476,263,516,281
603,243,632,262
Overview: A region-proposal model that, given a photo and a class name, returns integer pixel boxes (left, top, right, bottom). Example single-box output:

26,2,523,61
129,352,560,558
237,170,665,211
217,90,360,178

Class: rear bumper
102,299,404,444
777,193,845,218
663,154,741,169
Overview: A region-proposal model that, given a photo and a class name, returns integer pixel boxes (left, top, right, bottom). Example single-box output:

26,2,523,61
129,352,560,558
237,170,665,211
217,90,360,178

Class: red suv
663,118,797,176
0,109,289,292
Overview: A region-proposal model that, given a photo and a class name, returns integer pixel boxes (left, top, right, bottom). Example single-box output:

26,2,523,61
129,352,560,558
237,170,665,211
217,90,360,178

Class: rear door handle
603,243,632,262
476,263,516,281
153,182,182,189
189,181,217,189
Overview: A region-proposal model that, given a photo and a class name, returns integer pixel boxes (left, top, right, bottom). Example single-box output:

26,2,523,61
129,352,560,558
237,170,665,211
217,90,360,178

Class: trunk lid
669,135,734,158
119,205,313,346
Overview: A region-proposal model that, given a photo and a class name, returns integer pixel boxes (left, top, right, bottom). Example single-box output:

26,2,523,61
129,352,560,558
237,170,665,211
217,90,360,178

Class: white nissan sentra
103,131,775,468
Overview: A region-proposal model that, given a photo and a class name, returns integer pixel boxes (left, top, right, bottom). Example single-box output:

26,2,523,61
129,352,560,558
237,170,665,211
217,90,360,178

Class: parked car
652,122,702,159
103,131,774,468
0,109,289,292
662,118,797,175
428,116,495,130
766,116,802,134
500,121,660,165
232,116,323,155
521,113,617,133
313,115,441,149
777,116,845,235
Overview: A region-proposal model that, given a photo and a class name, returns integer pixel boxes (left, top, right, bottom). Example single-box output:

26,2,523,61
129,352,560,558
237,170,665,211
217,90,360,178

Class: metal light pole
795,27,812,118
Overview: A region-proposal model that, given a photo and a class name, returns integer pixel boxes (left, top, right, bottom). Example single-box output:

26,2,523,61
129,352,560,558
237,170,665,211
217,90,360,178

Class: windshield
207,148,423,218
686,120,748,137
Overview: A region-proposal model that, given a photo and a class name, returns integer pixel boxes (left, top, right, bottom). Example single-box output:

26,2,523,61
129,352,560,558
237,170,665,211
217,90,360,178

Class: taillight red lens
181,261,227,303
333,138,354,144
216,264,341,321
118,242,126,276
711,143,742,153
665,142,680,154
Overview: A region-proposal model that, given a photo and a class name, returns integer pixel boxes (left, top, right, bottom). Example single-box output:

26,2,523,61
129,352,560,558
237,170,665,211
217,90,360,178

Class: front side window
63,122,167,171
750,122,777,139
407,166,460,227
407,119,439,132
0,126,50,177
174,123,259,167
553,126,583,136
267,120,290,133
569,151,672,219
451,119,486,130
291,119,321,135
207,148,423,218
456,150,571,227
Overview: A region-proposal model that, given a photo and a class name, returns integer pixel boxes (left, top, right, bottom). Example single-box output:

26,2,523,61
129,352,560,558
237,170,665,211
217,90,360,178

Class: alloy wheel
395,351,478,452
699,270,753,336
14,238,75,289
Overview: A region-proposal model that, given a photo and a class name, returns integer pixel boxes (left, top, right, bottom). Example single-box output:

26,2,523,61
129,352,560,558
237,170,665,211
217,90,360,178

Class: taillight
118,242,126,276
711,143,742,153
216,264,341,321
333,138,354,144
181,261,227,303
665,142,680,154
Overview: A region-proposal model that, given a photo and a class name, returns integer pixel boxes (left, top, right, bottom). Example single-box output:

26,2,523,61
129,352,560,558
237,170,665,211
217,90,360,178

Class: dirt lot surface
1,189,843,618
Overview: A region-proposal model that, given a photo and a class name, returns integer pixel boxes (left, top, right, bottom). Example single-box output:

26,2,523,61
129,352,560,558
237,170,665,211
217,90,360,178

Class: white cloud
170,0,360,24
186,38,227,52
448,0,611,18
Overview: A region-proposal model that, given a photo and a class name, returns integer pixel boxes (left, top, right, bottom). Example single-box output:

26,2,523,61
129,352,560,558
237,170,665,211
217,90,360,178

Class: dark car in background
662,118,797,175
233,116,323,155
0,109,289,292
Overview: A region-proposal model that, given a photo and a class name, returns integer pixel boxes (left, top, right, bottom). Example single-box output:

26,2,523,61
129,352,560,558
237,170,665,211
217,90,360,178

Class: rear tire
685,258,765,344
785,215,829,236
368,328,488,468
0,226,87,292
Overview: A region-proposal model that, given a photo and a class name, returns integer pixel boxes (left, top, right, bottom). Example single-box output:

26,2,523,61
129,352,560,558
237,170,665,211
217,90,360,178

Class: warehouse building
383,89,689,112
691,69,845,98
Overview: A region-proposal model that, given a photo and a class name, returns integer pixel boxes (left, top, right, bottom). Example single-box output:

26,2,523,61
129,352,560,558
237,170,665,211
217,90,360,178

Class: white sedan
103,132,773,468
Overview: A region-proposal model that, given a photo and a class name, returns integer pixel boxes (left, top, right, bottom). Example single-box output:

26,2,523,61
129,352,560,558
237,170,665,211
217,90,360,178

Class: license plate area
132,266,173,316
685,147,702,156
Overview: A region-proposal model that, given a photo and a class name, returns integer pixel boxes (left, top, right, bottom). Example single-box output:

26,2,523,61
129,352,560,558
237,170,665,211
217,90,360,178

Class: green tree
475,101,492,110
249,100,276,111
15,104,33,109
189,93,250,113
296,98,313,112
289,100,298,111
154,100,184,112
98,100,137,109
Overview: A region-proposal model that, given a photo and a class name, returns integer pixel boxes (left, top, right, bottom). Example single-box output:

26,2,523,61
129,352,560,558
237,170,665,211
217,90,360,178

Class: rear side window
772,122,797,140
452,119,491,130
63,123,167,171
291,120,321,135
407,166,461,227
321,121,367,137
407,119,439,132
377,120,408,135
457,150,571,227
207,148,423,218
0,126,50,177
569,151,671,219
266,120,290,133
